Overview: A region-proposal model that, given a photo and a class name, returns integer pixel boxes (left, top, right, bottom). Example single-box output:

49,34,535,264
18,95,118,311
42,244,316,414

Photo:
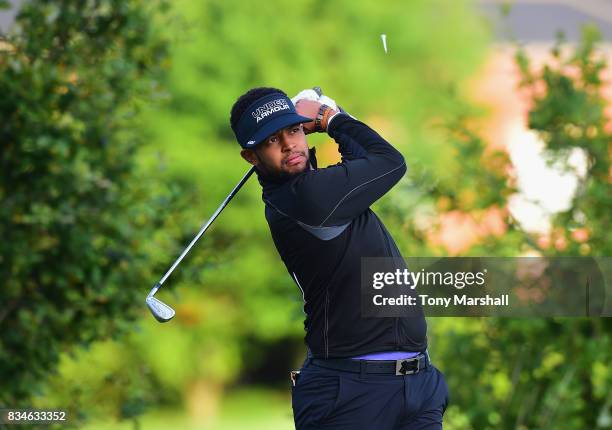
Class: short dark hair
230,87,287,133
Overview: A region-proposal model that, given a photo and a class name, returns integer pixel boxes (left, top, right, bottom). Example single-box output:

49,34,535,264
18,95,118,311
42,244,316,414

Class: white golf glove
291,88,319,105
291,88,339,111
318,95,338,111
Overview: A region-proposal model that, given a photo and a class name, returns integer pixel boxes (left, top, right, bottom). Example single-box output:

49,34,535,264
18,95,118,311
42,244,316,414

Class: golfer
230,87,448,429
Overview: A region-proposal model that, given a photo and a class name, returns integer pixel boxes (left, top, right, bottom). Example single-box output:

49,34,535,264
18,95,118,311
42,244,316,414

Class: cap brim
244,113,313,148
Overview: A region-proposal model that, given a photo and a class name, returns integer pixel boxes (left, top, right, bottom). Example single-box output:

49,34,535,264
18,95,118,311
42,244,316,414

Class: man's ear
241,149,258,166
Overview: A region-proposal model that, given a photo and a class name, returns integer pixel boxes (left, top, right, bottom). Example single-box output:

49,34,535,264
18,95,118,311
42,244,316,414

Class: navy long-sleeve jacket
259,113,428,358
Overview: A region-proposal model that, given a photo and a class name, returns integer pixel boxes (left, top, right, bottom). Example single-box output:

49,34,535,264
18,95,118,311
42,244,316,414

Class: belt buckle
395,356,420,376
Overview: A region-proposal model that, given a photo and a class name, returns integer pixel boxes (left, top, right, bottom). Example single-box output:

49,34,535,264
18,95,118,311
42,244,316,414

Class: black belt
311,352,430,376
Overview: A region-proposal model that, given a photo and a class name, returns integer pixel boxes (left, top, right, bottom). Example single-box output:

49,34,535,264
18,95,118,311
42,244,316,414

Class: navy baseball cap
233,93,312,149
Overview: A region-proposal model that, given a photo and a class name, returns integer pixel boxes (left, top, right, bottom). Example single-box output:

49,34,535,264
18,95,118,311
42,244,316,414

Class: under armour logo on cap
232,92,312,149
251,98,290,123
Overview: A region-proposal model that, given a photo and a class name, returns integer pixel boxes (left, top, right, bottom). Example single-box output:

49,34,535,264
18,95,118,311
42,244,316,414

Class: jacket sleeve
289,113,407,227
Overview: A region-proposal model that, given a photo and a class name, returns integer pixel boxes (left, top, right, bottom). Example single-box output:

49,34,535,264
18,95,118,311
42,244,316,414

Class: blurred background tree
0,0,186,414
515,26,611,257
428,27,612,430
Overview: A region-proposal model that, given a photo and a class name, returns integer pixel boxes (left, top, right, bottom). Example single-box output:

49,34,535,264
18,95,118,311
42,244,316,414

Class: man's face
241,123,310,178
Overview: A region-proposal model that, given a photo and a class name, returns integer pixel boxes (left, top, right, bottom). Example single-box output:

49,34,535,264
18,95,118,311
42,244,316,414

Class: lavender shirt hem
351,351,420,360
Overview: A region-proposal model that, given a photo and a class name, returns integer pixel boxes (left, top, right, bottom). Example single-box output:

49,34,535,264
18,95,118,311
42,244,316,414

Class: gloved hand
292,87,340,134
291,88,320,106
318,95,338,111
295,99,338,134
291,88,339,111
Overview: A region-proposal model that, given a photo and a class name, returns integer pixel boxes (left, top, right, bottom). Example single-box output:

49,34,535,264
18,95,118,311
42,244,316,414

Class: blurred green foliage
1,0,611,429
429,27,612,430
0,0,184,408
516,25,611,257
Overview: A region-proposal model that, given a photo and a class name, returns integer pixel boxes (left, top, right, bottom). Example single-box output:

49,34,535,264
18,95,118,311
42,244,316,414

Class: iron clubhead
146,296,175,323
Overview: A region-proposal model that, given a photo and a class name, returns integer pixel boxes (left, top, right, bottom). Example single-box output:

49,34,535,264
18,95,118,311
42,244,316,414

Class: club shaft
158,166,256,286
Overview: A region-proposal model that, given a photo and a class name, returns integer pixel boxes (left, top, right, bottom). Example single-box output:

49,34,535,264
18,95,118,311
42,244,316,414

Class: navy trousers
291,357,449,430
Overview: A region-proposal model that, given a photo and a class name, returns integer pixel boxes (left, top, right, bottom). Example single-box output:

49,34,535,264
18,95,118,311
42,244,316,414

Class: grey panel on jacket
296,220,350,240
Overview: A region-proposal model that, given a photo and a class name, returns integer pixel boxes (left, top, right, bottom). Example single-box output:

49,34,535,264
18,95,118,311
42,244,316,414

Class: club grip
312,86,323,97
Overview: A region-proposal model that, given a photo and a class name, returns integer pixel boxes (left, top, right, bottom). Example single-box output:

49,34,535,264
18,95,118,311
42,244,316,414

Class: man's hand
291,89,320,106
295,99,338,134
292,88,339,111
295,99,320,134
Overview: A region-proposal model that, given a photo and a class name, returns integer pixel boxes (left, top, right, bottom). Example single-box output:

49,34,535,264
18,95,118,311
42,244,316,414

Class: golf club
146,166,256,322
